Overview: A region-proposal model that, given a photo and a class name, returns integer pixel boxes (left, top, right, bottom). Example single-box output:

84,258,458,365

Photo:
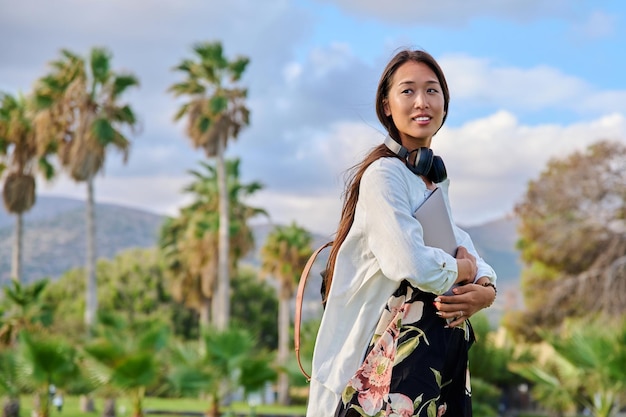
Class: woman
307,49,497,417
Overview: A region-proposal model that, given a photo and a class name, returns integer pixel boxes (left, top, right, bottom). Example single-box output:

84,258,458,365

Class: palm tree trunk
80,395,95,412
10,212,23,282
2,397,20,417
102,397,116,417
214,138,230,330
200,296,211,331
277,296,290,405
85,176,98,330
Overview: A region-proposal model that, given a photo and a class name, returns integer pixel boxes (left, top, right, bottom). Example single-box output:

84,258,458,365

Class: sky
1,0,625,237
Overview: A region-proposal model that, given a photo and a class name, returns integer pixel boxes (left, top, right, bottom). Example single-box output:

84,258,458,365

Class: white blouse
306,157,497,417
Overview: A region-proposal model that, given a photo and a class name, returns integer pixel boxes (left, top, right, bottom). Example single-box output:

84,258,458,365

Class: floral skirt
335,280,475,417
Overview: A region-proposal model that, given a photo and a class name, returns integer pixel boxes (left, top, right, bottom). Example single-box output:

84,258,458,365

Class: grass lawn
17,395,307,417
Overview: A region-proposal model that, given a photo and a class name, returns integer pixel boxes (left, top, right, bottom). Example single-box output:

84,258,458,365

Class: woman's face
383,61,446,149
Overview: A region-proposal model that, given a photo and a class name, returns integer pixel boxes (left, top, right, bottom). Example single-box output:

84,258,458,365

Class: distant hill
0,196,166,284
463,216,522,290
0,197,522,305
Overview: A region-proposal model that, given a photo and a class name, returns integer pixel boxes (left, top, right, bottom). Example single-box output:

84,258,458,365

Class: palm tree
15,330,79,417
0,280,53,417
0,92,55,283
159,158,264,331
168,326,276,417
260,223,313,405
0,349,21,417
81,312,170,417
0,279,52,347
32,47,139,329
169,41,250,330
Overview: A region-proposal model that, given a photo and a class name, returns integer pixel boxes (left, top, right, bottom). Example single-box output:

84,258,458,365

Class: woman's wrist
475,277,497,307
455,259,472,284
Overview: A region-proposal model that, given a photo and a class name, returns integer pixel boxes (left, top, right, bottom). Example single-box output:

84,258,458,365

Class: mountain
0,197,522,299
463,216,522,291
0,196,165,284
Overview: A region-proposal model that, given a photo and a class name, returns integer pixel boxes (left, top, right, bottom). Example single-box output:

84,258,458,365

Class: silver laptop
413,187,457,256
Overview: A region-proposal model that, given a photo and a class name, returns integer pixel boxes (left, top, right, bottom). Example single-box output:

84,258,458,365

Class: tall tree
169,41,250,330
511,140,626,339
32,47,139,329
260,222,313,405
159,159,264,331
0,92,55,282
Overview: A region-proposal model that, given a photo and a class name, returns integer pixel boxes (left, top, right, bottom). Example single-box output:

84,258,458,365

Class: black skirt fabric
335,280,475,417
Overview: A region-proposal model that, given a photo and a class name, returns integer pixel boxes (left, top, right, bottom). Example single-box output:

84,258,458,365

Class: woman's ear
383,99,391,117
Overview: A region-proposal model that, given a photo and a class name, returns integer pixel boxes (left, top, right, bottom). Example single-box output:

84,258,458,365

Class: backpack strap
294,241,333,382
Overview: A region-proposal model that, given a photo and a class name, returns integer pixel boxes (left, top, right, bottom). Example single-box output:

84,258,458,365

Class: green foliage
510,317,626,417
15,330,80,417
470,377,501,417
42,248,197,342
17,330,79,386
82,312,170,417
467,313,526,416
0,349,20,397
168,326,276,417
0,279,54,346
470,313,519,386
231,267,278,350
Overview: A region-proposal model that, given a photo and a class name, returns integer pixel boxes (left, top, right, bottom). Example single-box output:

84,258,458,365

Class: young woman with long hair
306,49,497,417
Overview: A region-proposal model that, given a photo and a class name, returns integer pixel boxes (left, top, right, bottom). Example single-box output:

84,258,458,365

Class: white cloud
440,54,626,116
436,111,626,225
571,10,617,40
242,110,626,233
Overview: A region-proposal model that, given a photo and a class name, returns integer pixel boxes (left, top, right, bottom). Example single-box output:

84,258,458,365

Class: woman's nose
414,91,428,108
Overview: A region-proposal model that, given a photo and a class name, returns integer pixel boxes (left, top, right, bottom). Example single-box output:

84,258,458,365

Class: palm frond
91,117,116,145
112,74,139,97
90,47,112,85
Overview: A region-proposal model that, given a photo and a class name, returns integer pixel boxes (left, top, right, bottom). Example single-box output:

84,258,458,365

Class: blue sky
1,0,625,237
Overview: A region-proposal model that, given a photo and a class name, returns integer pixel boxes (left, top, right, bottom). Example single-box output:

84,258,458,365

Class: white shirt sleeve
358,160,459,295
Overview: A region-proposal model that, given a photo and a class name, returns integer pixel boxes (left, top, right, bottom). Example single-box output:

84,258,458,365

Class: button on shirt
306,157,497,417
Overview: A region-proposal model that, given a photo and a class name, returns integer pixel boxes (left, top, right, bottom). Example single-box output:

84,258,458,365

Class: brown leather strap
294,241,332,381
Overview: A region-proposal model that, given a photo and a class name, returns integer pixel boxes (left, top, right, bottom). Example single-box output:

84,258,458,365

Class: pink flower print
348,325,398,415
437,403,447,417
387,393,414,417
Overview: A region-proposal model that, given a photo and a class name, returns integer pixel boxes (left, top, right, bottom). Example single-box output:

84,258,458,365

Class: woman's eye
401,89,413,95
427,88,439,94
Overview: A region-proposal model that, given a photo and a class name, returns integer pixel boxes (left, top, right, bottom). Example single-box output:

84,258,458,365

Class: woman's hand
434,281,496,328
454,246,477,285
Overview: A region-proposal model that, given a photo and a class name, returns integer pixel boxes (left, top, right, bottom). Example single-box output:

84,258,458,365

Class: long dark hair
322,49,451,302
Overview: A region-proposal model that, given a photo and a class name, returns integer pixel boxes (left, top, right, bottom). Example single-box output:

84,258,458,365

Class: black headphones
383,135,447,183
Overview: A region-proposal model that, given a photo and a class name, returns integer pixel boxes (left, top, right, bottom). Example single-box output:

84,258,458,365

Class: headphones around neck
383,135,447,183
